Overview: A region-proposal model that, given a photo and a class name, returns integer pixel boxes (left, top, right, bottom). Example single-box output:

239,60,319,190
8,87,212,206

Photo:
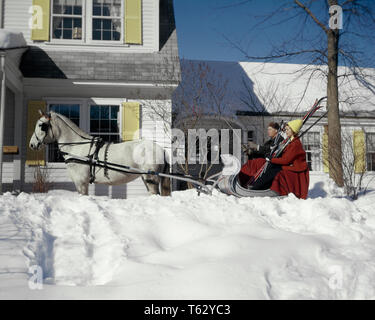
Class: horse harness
38,115,112,184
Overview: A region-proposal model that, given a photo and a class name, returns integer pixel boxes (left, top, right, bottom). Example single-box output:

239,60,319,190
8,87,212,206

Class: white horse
29,110,171,196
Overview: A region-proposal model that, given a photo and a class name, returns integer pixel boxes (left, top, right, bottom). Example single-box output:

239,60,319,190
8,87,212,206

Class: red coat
238,137,309,199
270,137,309,199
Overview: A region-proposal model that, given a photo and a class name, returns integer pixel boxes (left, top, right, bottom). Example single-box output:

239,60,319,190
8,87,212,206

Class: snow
177,59,375,115
0,29,27,49
1,174,375,299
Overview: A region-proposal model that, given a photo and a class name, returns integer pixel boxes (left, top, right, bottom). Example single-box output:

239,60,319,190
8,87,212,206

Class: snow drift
1,175,375,299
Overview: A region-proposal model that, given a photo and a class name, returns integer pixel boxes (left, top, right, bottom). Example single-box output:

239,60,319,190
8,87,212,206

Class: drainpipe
0,53,6,194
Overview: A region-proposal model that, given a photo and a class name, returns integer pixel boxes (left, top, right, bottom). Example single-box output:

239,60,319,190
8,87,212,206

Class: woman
268,119,309,199
238,119,309,199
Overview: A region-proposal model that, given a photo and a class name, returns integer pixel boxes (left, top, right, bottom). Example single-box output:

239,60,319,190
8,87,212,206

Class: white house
0,0,181,198
172,59,375,190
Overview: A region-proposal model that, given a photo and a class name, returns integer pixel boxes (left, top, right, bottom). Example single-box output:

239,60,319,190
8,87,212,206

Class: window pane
93,18,101,30
52,16,63,34
103,31,111,40
112,0,121,16
112,31,120,41
53,4,63,14
110,106,119,119
112,19,121,36
63,29,72,39
111,120,118,133
100,106,109,119
91,120,100,132
59,104,70,116
73,18,82,28
101,120,110,132
63,18,72,28
103,19,111,30
91,105,100,119
53,29,62,39
63,4,73,14
102,1,111,16
93,30,101,40
93,5,102,16
73,5,82,15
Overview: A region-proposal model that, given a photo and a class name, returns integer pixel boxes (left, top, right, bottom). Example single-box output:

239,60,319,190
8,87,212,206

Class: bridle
35,118,54,146
34,113,101,147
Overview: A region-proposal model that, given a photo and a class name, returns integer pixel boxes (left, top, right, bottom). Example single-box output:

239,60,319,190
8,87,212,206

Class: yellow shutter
122,102,140,141
125,0,142,44
31,0,50,41
26,101,46,166
353,130,366,173
323,126,329,173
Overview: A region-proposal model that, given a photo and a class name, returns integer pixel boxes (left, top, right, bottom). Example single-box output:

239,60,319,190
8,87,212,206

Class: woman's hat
287,119,303,134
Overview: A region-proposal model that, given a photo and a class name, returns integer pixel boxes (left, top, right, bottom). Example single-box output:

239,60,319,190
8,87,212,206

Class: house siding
3,0,158,51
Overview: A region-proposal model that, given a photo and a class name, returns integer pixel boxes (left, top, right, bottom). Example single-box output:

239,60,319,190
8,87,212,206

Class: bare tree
240,76,293,143
219,0,375,187
172,60,239,188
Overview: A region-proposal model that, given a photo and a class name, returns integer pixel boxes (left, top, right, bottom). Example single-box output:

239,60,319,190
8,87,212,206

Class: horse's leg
141,174,160,195
67,164,90,195
75,181,89,195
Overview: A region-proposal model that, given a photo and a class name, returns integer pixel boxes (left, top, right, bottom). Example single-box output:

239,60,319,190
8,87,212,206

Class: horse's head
29,109,55,151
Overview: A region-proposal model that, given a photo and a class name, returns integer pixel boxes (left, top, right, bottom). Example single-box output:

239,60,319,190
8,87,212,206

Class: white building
173,59,375,189
0,0,181,198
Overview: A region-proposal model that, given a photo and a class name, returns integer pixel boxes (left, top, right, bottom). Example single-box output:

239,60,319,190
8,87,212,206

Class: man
238,122,281,188
246,122,280,159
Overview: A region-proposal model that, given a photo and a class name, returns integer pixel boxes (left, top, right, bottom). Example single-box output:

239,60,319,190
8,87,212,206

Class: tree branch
294,0,329,33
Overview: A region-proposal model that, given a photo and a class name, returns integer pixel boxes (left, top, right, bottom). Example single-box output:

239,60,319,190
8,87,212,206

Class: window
52,0,83,40
93,0,122,41
48,104,80,162
302,132,321,171
366,133,375,171
51,0,123,43
90,105,120,142
247,130,254,142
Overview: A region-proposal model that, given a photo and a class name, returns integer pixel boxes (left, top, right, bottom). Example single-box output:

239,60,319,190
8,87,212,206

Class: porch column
13,94,24,192
0,54,6,195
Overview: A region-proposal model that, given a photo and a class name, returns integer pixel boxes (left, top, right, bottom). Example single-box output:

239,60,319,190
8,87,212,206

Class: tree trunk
326,7,344,187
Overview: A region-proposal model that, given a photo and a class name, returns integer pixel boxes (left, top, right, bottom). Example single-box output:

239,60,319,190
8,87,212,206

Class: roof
174,59,375,116
19,0,181,84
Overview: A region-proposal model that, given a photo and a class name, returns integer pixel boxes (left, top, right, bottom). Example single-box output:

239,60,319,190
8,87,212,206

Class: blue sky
173,0,375,67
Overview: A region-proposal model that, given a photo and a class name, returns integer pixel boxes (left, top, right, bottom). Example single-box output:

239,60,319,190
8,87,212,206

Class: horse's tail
160,152,171,196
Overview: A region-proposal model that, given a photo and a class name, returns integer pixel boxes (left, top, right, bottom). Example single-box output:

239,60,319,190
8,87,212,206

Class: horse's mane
51,111,92,139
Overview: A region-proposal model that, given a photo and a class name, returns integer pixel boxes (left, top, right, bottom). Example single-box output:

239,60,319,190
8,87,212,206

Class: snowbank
1,176,375,299
0,29,27,49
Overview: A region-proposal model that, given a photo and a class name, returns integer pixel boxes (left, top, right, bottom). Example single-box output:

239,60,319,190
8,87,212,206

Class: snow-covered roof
175,59,375,116
0,29,27,50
